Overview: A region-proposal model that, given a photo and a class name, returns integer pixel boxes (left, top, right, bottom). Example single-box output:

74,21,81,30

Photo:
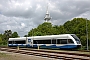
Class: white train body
8,34,81,49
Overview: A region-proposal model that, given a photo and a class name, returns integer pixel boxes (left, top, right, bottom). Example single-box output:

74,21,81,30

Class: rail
0,47,90,60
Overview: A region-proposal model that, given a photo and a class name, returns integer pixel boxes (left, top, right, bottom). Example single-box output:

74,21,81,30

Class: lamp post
86,18,88,50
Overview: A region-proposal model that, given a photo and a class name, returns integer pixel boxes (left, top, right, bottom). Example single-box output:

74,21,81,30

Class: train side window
61,39,67,44
33,39,51,44
57,39,68,44
14,40,26,44
8,41,12,44
52,39,56,44
68,39,74,44
57,39,60,44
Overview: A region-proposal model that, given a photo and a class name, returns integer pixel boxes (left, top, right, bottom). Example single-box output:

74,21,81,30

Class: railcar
8,34,81,49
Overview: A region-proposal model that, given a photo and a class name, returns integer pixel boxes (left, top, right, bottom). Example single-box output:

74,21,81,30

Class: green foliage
0,37,3,45
24,35,28,37
58,25,67,34
3,30,12,41
28,22,53,36
0,53,7,57
0,30,19,45
12,32,19,38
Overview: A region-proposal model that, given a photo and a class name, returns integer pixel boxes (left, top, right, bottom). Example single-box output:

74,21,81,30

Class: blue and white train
8,34,81,49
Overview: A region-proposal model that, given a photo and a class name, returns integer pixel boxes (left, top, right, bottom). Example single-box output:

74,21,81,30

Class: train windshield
71,35,81,44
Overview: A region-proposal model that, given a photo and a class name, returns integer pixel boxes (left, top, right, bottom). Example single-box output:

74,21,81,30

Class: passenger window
61,39,67,44
52,39,56,44
33,39,51,44
57,39,60,44
57,39,68,44
68,39,74,44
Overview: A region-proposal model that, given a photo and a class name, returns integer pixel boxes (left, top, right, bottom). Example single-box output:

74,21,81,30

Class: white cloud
21,23,25,28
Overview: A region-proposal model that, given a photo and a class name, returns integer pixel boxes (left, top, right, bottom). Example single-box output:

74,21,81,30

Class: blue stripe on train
8,44,32,47
8,44,26,46
26,44,32,47
33,45,77,49
59,45,77,49
8,44,77,49
32,44,77,49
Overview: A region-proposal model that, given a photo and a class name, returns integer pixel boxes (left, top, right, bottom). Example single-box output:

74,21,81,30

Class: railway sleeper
19,51,28,54
48,55,57,58
64,58,73,60
0,48,8,51
27,52,34,55
0,49,6,51
33,53,41,56
41,54,49,57
63,56,73,60
13,50,24,53
73,53,90,57
72,57,90,60
6,49,15,52
56,57,65,59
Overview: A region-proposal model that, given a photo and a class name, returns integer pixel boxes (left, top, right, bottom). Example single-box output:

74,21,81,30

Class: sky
0,0,90,36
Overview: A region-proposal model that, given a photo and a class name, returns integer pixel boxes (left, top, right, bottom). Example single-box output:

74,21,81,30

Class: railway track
0,47,90,60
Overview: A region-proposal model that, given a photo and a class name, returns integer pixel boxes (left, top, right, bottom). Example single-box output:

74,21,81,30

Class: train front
71,34,81,49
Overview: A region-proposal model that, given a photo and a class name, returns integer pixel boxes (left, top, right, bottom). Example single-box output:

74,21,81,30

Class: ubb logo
28,39,31,42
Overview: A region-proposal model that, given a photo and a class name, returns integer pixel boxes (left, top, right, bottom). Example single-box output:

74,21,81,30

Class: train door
28,39,31,44
27,38,32,47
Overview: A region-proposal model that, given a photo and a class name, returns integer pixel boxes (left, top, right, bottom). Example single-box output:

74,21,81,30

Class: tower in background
44,4,51,22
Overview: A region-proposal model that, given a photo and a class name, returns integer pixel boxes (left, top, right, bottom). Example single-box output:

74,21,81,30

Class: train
8,34,81,49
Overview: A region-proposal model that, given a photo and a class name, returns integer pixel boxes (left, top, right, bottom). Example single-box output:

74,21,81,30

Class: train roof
9,37,26,41
9,34,75,41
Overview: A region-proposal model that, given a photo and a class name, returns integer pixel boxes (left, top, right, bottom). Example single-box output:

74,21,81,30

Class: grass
0,52,14,60
0,44,8,46
0,53,8,57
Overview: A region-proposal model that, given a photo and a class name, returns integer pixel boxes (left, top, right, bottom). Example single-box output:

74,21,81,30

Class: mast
44,4,51,22
86,18,88,50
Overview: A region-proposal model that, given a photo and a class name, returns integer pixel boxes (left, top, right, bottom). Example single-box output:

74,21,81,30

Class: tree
37,22,52,35
3,30,12,41
28,22,53,36
0,37,3,45
12,32,19,38
33,31,42,36
24,35,28,37
58,25,66,34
